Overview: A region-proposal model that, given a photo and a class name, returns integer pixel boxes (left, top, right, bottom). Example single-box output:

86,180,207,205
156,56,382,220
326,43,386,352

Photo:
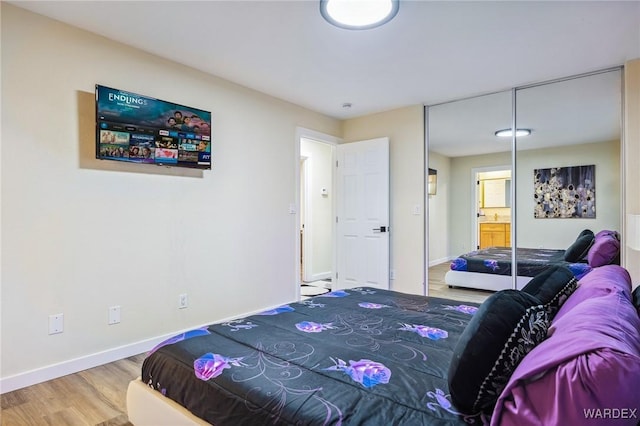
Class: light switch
108,306,121,325
49,313,64,334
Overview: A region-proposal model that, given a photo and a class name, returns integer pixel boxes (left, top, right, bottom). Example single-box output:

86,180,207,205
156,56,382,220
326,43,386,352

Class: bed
444,246,584,291
127,265,640,425
444,229,620,292
128,288,484,425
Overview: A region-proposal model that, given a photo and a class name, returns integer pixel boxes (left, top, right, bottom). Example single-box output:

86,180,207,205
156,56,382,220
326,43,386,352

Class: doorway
475,167,512,250
295,129,390,297
299,136,336,295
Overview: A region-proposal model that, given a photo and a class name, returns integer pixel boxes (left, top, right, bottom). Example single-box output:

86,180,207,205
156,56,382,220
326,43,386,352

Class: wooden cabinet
479,223,511,249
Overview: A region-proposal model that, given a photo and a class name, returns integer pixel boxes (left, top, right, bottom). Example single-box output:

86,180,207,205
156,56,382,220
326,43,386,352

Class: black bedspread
142,288,483,425
450,247,573,277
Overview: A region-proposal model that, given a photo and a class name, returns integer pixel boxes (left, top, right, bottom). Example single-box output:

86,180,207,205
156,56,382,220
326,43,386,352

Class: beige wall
624,59,640,285
427,151,451,265
342,106,425,295
449,152,512,257
447,140,620,258
516,140,621,249
1,4,340,386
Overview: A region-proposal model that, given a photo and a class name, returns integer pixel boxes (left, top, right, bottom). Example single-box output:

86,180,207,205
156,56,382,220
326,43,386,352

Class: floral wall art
534,165,595,218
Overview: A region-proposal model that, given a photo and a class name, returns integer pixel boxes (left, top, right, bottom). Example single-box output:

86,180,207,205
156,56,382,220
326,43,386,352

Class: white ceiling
428,69,623,157
9,0,640,156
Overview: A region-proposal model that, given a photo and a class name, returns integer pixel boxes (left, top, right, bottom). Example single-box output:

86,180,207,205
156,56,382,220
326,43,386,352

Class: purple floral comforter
450,247,591,278
142,288,482,425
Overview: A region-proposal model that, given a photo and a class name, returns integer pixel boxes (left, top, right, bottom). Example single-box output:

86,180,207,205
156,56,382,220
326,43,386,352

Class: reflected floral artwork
534,165,595,218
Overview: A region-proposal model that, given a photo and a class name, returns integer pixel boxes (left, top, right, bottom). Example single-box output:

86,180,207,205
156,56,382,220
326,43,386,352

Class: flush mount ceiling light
320,0,399,30
494,128,532,138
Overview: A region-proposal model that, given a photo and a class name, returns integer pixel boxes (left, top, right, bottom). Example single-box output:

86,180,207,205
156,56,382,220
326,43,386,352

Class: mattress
139,288,483,425
450,247,569,277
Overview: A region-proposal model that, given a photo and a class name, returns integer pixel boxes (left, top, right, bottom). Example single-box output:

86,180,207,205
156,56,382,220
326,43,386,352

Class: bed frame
127,378,211,426
444,270,532,291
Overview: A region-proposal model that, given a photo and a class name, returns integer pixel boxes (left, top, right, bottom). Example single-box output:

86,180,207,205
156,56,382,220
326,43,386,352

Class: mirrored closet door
426,68,623,302
514,70,623,284
427,91,512,303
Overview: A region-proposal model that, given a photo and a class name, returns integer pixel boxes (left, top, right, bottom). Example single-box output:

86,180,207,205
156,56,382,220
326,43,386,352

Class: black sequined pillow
521,265,579,317
448,290,549,415
633,286,640,315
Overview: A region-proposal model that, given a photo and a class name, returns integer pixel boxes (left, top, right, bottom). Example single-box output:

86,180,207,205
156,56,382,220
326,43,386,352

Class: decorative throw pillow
563,229,594,262
448,290,549,415
587,230,620,267
521,265,579,317
566,263,592,280
633,286,640,315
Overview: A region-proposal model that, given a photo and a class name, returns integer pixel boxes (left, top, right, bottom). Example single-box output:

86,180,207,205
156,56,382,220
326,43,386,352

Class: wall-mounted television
95,85,212,169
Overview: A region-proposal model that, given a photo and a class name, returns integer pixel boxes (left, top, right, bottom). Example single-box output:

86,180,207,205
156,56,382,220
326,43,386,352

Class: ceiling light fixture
320,0,399,30
494,128,532,138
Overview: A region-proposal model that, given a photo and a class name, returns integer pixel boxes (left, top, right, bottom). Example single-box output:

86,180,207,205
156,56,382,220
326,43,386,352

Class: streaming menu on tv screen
95,85,212,169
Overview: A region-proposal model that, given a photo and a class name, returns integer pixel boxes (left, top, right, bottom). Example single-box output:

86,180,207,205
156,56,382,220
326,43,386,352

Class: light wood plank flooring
428,262,492,304
1,354,145,426
1,270,491,425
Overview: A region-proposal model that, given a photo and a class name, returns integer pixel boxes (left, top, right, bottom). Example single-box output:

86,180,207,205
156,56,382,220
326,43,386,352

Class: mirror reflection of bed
427,69,622,302
428,262,492,304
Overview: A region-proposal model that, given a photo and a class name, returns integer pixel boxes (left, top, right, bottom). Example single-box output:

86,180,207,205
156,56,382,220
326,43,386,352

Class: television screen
95,85,212,169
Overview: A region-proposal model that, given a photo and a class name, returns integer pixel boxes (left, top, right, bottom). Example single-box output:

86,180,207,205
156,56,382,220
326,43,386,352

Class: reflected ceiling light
494,128,532,138
320,0,399,30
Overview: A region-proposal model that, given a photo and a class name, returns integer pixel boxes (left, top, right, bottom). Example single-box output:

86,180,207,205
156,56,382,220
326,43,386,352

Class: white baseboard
303,271,331,282
0,336,161,394
429,257,453,267
0,302,294,394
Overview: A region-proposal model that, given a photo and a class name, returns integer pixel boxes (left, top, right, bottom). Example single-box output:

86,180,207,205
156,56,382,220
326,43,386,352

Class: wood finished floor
1,269,490,425
428,262,492,305
1,354,145,426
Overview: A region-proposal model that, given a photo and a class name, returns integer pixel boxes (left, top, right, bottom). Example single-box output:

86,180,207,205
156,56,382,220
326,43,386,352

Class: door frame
471,165,512,250
294,127,341,298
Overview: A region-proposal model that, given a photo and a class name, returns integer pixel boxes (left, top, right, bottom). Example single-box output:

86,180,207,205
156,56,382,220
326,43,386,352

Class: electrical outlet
390,269,396,280
49,313,64,334
108,305,121,325
179,293,188,309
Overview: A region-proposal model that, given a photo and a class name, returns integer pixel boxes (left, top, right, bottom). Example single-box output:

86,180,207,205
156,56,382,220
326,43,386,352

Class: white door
335,137,390,290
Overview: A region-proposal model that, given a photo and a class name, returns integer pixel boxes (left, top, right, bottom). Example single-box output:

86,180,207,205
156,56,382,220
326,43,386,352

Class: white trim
303,271,332,282
295,127,341,296
0,301,298,394
300,155,311,281
1,338,155,394
428,256,453,268
424,106,429,296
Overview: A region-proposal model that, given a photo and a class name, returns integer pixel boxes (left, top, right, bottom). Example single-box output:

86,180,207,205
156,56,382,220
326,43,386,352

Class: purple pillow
587,230,620,267
491,265,640,426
